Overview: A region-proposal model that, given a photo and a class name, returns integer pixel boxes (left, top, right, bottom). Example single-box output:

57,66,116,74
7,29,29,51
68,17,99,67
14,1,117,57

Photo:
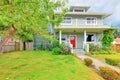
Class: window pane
62,17,72,24
86,34,94,42
62,35,67,40
86,18,96,25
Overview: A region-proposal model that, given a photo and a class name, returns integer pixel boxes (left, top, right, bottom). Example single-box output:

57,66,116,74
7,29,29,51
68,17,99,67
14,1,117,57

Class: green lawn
92,54,120,62
0,51,103,80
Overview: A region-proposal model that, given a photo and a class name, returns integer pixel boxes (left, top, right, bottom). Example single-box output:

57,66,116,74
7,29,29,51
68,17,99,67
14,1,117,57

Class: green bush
59,43,71,55
52,40,59,49
91,50,116,55
99,66,120,80
89,44,101,52
52,47,60,55
105,58,120,66
84,58,93,66
118,63,120,68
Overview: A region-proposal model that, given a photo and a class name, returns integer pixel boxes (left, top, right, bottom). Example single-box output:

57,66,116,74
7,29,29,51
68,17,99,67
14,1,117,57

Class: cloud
68,0,120,27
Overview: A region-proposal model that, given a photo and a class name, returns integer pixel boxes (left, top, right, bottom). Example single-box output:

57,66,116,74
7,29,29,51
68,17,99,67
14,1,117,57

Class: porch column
59,30,62,44
84,30,87,44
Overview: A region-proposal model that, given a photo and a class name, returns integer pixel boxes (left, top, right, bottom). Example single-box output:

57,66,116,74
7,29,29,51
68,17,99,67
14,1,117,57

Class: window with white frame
74,9,84,12
62,17,72,24
61,35,67,41
86,34,95,42
86,17,97,25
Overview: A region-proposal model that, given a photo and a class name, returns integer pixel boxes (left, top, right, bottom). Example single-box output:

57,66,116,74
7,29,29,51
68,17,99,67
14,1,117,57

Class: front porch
55,28,104,53
55,28,108,53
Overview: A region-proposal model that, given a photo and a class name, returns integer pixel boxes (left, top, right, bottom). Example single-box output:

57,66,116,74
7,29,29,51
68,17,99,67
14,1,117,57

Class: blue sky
68,0,120,28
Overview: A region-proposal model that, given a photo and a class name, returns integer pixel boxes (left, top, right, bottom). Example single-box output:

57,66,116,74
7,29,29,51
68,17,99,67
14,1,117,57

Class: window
86,34,94,42
61,35,67,41
86,17,97,25
62,17,72,24
74,9,84,12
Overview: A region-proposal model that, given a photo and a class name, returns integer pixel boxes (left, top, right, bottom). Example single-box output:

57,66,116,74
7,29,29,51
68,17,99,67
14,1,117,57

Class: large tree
0,0,68,41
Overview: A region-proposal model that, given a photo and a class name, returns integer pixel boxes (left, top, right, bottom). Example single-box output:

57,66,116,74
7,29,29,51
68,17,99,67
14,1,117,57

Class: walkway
77,54,120,73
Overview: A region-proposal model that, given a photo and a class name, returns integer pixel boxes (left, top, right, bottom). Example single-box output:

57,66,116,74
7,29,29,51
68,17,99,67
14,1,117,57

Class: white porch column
59,30,62,44
84,30,87,44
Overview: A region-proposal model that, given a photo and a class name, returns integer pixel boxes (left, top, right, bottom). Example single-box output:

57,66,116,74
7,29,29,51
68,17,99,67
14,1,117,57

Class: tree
101,29,115,49
0,0,68,41
114,30,120,38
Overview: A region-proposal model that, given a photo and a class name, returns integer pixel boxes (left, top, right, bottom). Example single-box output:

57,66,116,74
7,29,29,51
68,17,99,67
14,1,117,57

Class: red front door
70,36,76,49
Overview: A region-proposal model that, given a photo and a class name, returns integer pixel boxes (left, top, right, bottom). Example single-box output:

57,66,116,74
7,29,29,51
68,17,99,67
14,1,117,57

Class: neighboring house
54,6,116,52
112,38,120,53
113,38,120,44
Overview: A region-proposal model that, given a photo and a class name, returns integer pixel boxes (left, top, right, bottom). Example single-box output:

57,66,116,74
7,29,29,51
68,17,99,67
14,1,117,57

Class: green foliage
101,29,115,49
84,58,93,66
114,30,120,38
99,66,120,80
89,44,101,52
91,50,116,55
105,58,120,66
52,43,71,55
0,0,68,41
59,43,71,55
52,47,60,55
52,40,59,49
0,51,104,80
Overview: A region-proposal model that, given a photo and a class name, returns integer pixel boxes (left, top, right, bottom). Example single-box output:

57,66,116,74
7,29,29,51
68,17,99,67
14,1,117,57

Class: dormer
70,6,90,12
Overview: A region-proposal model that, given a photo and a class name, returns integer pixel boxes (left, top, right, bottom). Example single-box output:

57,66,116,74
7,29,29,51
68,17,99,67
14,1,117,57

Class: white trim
59,30,62,44
85,17,97,25
76,19,77,26
69,35,77,49
84,30,87,44
61,17,72,25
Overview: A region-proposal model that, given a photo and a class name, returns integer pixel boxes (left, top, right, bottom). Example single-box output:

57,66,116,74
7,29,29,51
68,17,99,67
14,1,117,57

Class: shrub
91,50,116,55
52,40,59,49
118,63,120,68
52,47,60,55
105,58,120,66
84,58,93,66
99,66,120,80
59,43,71,55
89,44,101,52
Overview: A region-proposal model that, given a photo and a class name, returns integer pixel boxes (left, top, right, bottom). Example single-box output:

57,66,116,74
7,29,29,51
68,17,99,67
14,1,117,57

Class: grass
92,54,120,62
0,51,103,80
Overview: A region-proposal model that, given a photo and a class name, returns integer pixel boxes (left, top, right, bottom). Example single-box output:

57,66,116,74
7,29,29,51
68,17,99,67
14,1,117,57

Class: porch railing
83,42,102,52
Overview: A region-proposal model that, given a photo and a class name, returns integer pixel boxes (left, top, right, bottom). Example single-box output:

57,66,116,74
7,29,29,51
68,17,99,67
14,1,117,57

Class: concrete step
73,49,86,54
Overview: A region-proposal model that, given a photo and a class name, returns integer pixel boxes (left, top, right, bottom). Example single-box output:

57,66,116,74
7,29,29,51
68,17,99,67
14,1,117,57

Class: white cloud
68,0,120,26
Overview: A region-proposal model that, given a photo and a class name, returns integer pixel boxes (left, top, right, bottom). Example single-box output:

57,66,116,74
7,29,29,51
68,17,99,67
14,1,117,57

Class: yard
92,54,120,62
92,54,120,67
0,51,103,80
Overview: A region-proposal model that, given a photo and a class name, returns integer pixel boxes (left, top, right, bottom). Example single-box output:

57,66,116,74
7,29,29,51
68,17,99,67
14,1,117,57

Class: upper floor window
86,17,97,25
62,17,72,24
74,9,84,12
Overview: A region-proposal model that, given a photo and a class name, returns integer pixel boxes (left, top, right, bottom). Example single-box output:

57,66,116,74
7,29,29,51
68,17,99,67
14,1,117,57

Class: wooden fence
3,42,20,53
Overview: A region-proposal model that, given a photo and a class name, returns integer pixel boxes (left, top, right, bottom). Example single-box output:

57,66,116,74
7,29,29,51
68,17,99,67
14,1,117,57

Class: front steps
73,49,86,55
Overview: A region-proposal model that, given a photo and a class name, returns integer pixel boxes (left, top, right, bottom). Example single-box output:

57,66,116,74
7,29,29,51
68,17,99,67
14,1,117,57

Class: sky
68,0,120,28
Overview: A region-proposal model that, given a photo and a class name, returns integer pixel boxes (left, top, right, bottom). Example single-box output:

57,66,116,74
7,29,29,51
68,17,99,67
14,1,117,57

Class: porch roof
54,27,117,33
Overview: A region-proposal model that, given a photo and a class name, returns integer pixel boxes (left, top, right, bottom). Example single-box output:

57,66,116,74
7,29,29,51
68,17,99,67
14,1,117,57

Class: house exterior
54,6,115,52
